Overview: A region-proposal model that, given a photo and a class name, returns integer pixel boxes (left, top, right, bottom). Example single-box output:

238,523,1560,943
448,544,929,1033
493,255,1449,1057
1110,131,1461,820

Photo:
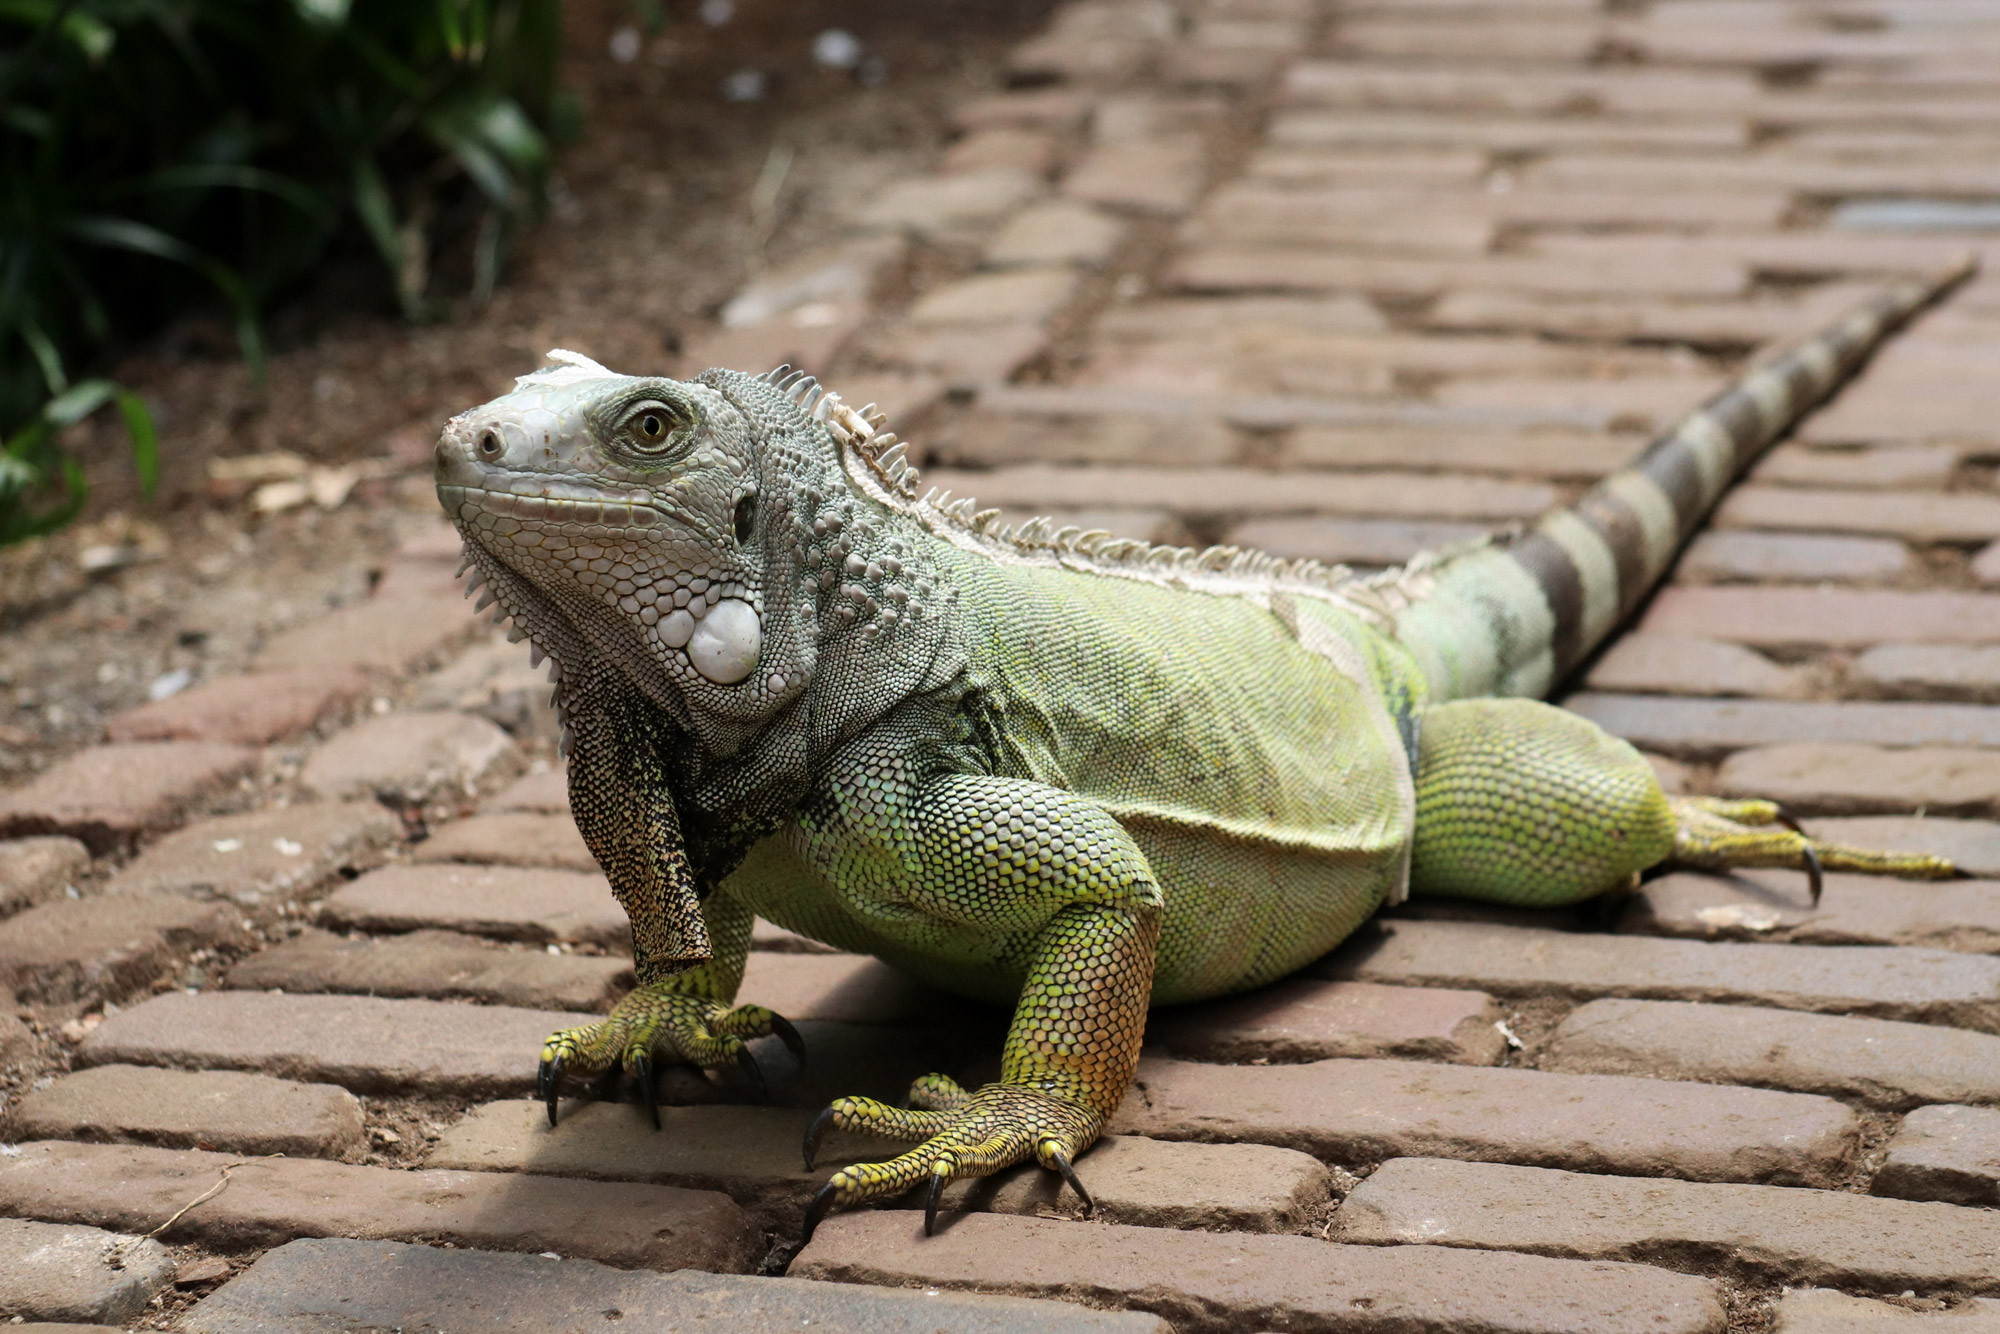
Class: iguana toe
799,1077,1102,1243
1670,796,1954,906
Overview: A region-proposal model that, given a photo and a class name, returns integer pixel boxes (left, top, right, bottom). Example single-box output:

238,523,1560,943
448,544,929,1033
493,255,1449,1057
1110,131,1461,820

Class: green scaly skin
434,262,1969,1244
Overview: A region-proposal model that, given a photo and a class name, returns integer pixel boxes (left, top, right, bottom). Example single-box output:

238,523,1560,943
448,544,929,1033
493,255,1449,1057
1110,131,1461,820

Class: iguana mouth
437,482,667,530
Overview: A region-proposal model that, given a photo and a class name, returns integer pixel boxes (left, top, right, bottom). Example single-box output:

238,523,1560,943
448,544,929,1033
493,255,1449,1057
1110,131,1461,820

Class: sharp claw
736,1045,767,1097
540,1054,564,1128
801,1181,841,1247
803,1105,837,1172
1047,1144,1095,1217
1802,841,1824,908
632,1051,660,1131
770,1013,808,1069
924,1168,949,1236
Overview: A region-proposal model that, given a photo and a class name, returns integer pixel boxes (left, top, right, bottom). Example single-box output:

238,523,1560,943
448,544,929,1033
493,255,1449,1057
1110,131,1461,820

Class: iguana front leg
793,767,1162,1242
539,677,801,1127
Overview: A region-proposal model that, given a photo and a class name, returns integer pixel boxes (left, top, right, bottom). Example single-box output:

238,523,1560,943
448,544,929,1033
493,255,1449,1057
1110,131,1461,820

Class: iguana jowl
435,263,1966,1241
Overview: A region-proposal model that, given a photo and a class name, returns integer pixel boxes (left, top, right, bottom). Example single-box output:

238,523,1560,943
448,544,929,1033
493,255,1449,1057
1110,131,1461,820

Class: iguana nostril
478,430,503,459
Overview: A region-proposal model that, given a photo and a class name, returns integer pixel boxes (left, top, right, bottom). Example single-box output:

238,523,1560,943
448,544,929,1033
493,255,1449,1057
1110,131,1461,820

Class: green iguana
434,261,1967,1242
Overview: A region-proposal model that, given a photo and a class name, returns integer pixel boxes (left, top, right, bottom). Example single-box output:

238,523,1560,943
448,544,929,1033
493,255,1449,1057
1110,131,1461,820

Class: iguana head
436,351,841,748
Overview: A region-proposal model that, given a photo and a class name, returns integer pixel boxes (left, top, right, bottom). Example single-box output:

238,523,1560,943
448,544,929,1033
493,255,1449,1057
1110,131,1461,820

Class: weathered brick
1322,918,2000,1031
1335,1156,2000,1293
225,927,631,1012
1335,17,1610,61
412,638,557,742
1170,248,1749,298
1582,635,1804,698
1146,977,1506,1064
1567,694,2000,756
104,667,365,746
0,1140,759,1273
738,950,952,1026
1679,531,1914,584
433,1099,1322,1233
103,801,398,903
1752,444,1962,491
952,87,1095,135
7,1064,365,1157
181,1237,1167,1334
862,321,1049,386
488,764,567,813
1064,138,1209,215
1542,997,2000,1111
0,1218,173,1326
1527,152,2000,200
414,811,594,872
298,710,518,804
795,1210,1726,1334
0,742,256,855
0,837,89,918
942,126,1058,177
906,267,1081,326
922,464,1557,521
255,593,480,678
1270,110,1747,154
930,411,1240,468
1715,744,2000,814
1875,1104,2000,1207
1854,644,2000,697
1224,516,1487,566
1775,1288,2000,1331
1284,425,1639,478
1425,288,1881,347
0,893,244,1003
847,169,1043,237
1717,487,2000,542
1430,374,1723,433
1279,61,1757,115
78,989,595,1098
1108,1053,1855,1184
320,864,626,948
1626,868,2000,954
985,199,1128,268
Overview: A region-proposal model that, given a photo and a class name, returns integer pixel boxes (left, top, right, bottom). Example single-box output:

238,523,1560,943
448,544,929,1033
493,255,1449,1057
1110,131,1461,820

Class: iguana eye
620,400,684,453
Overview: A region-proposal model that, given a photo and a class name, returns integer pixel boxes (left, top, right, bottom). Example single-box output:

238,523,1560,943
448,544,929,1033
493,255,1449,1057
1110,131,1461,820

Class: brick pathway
7,0,2000,1328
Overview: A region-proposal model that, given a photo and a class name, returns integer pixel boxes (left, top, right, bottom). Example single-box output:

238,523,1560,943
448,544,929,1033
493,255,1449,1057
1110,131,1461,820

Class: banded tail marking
1397,257,1976,703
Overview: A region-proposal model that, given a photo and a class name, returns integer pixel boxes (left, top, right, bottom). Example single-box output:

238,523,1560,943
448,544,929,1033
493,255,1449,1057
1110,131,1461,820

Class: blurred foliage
0,0,563,545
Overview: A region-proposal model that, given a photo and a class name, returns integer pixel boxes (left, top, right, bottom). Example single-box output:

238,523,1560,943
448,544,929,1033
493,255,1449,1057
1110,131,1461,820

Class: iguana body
434,263,1966,1240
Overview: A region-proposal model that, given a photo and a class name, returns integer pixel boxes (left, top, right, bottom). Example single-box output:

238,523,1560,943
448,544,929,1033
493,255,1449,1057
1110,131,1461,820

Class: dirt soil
0,0,1058,780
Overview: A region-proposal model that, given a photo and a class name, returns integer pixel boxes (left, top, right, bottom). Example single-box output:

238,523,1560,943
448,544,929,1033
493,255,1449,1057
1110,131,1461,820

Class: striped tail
1393,257,1976,704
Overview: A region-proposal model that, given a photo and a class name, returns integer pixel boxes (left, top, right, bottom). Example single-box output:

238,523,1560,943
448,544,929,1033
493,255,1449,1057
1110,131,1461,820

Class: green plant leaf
115,387,158,496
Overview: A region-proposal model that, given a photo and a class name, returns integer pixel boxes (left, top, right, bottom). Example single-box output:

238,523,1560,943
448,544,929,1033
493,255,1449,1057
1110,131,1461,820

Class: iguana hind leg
1410,698,1954,908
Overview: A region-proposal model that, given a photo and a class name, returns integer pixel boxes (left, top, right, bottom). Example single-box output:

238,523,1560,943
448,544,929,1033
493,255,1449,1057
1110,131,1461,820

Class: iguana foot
1670,796,1955,905
799,1074,1100,1243
539,981,805,1128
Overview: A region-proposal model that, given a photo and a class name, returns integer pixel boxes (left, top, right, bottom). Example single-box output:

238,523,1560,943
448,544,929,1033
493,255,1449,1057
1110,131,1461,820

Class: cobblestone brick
1223,516,1488,566
1775,1289,2000,1331
985,199,1128,267
1875,1104,2000,1206
488,765,567,813
1335,1156,2000,1293
319,864,625,947
1752,444,1961,491
105,667,366,746
1717,488,2000,542
1582,635,1804,698
180,1237,1167,1334
1542,997,2000,1111
225,927,630,1012
1715,744,2000,814
0,1140,759,1273
1322,919,2000,1031
862,321,1049,386
0,1218,174,1326
1853,645,2000,697
298,710,518,805
254,593,480,678
413,811,594,872
1431,374,1724,434
906,267,1081,326
953,87,1094,135
0,742,256,855
7,1064,366,1157
1170,248,1749,298
1809,816,2000,877
1567,694,2000,756
412,639,557,742
1679,531,1914,584
0,893,245,1003
847,169,1043,237
942,126,1059,177
931,411,1239,468
103,802,398,903
77,989,596,1098
738,950,950,1026
0,837,89,918
1626,869,2000,954
1425,288,1879,347
794,1210,1726,1334
1064,138,1209,214
1107,1053,1854,1184
1145,977,1506,1064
